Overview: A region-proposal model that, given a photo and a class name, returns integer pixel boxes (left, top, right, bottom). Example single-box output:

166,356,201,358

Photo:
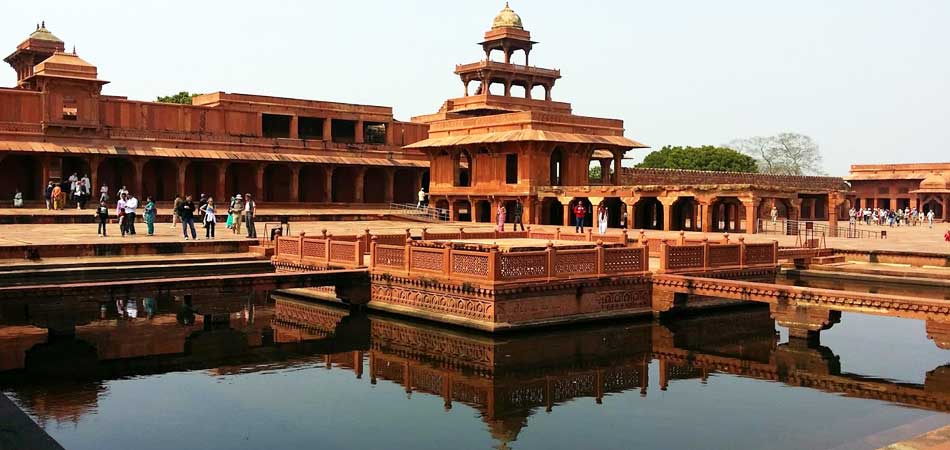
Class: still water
0,293,947,450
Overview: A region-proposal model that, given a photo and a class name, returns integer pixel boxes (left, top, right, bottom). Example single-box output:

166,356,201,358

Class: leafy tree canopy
636,145,758,173
156,91,201,105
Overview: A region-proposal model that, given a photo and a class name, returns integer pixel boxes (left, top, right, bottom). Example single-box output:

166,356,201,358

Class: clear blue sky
4,0,949,175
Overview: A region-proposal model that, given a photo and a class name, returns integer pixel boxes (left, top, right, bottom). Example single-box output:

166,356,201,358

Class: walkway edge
0,392,65,450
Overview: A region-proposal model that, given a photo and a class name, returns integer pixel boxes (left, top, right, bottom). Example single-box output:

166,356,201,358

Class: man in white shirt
124,194,139,235
927,210,935,228
417,188,427,208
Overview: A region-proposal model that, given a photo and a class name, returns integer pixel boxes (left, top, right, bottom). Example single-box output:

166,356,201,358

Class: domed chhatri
492,2,523,30
919,173,950,191
29,21,63,43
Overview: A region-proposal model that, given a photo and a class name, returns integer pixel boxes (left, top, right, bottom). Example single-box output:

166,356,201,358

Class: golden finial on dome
492,2,523,30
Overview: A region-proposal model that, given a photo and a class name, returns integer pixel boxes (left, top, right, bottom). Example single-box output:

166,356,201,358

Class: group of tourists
850,207,936,228
43,173,99,210
170,192,256,240
94,189,156,237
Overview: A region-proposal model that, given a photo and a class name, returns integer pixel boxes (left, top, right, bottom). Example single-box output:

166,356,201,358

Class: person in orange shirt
51,184,63,210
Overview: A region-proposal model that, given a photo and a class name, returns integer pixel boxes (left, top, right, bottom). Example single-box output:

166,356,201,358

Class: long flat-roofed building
0,23,429,205
846,163,950,220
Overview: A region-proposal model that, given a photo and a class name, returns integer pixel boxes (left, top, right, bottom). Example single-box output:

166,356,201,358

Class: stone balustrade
657,234,778,274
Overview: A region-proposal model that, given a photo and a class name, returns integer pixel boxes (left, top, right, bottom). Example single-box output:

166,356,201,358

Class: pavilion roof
0,141,428,168
404,129,647,150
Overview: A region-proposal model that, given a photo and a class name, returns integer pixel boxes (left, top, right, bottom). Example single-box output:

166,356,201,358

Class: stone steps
0,256,273,286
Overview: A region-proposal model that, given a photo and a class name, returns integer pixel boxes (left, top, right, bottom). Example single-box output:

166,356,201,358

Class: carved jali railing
658,237,778,274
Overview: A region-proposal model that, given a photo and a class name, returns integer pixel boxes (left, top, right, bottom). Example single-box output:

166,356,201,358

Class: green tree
727,132,824,175
588,165,601,180
156,91,201,105
635,145,759,172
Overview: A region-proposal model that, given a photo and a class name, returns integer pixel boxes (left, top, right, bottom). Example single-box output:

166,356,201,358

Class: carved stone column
289,165,301,203
742,197,758,234
324,166,334,203
254,164,265,198
323,118,333,142
659,196,677,231
354,167,366,203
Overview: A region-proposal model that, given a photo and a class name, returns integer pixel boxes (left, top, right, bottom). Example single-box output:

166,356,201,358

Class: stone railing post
405,238,413,276
596,240,605,275
298,232,306,263
321,229,327,239
458,226,465,239
545,241,554,280
772,240,779,265
678,231,686,245
702,237,710,270
369,236,378,270
738,236,746,269
723,232,730,244
363,228,371,255
488,244,499,281
621,229,629,246
405,228,412,242
422,227,429,240
443,242,452,277
586,228,593,241
659,242,669,273
325,233,332,265
639,230,646,247
555,227,561,240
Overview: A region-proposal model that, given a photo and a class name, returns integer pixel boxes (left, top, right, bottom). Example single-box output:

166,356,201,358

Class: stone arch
0,154,41,200
633,197,663,230
298,165,327,203
453,199,472,222
454,150,473,187
921,196,944,218
97,157,136,195
671,197,699,231
263,164,292,202
475,200,492,223
600,197,626,228
711,196,743,232
142,159,177,201
184,161,219,199
549,147,564,186
225,163,256,198
331,166,358,203
393,169,416,204
540,197,564,225
587,151,615,185
363,167,387,203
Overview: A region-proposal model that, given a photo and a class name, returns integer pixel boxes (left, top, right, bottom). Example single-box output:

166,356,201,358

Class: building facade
0,23,430,205
846,163,950,220
409,5,852,233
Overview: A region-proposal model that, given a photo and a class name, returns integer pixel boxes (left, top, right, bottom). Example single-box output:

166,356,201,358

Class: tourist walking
178,195,197,240
171,194,182,228
100,184,109,203
95,201,109,236
201,197,217,239
124,193,139,235
13,189,23,208
44,181,53,210
770,206,778,224
927,210,935,228
244,193,257,238
51,184,63,210
230,194,244,235
495,203,506,232
144,196,156,236
598,204,608,235
417,188,427,208
573,202,586,233
511,200,524,231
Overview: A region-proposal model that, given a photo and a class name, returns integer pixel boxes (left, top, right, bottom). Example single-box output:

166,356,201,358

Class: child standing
95,201,109,237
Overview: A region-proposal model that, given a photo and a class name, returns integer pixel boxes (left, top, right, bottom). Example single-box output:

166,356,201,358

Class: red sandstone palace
0,6,889,232
846,163,950,221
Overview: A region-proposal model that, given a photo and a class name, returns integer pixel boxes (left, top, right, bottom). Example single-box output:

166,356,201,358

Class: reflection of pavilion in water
1,297,949,445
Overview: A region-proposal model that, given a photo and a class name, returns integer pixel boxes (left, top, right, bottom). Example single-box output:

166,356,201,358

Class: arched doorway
298,165,327,202
184,161,219,199
263,164,292,202
97,158,136,194
225,163,256,198
922,196,944,219
0,155,41,200
331,167,358,203
62,157,91,184
142,159,177,201
711,197,743,232
393,169,416,204
420,170,430,191
453,199,472,222
434,199,449,214
454,151,472,187
549,148,564,185
475,200,492,223
541,198,563,225
601,197,625,228
634,197,663,230
567,197,593,228
671,197,699,231
363,168,387,203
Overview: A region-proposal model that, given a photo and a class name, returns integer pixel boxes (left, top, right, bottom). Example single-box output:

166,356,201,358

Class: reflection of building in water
2,296,950,445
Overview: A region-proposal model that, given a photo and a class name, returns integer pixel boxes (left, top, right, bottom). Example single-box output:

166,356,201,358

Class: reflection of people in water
176,294,195,325
115,298,126,319
144,297,157,320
